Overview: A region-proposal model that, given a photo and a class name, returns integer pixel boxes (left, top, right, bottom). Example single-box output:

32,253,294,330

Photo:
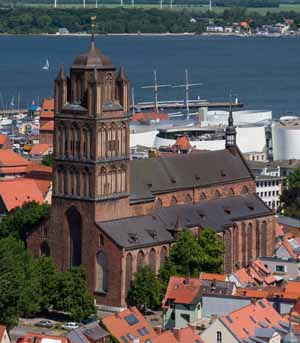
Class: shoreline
0,32,299,38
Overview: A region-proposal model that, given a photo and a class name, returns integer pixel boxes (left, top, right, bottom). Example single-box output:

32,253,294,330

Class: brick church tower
49,36,131,271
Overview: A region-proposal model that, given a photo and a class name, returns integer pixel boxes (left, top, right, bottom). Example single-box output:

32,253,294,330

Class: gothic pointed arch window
125,253,133,295
76,171,80,196
98,125,106,158
137,250,145,272
185,194,192,204
120,121,127,156
261,221,268,256
108,166,117,194
40,241,50,257
214,190,221,199
200,192,207,201
170,196,177,206
149,248,156,273
120,164,127,193
229,188,235,196
160,246,167,267
66,206,82,267
99,167,107,196
247,223,253,263
95,251,108,293
63,169,68,195
241,185,249,194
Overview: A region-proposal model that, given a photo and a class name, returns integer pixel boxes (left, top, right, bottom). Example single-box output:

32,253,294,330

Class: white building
256,175,282,211
272,117,300,160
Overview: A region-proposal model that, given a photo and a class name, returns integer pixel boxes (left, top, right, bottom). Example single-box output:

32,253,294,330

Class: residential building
201,299,289,343
152,327,205,343
39,98,54,145
276,215,300,237
67,322,110,343
102,307,156,343
0,326,10,343
162,276,235,329
276,233,300,260
259,256,300,281
0,149,30,178
27,37,276,308
229,259,277,288
244,151,268,162
256,175,282,211
0,134,12,150
17,333,69,343
29,143,53,162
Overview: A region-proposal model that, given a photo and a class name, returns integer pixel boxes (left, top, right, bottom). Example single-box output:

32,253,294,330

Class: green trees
0,201,50,241
41,153,53,167
127,228,225,310
127,266,163,312
0,237,95,330
280,169,300,219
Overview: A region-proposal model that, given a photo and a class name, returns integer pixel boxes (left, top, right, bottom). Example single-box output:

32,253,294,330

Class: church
27,37,275,309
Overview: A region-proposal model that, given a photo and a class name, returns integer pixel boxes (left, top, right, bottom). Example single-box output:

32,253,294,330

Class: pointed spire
116,66,128,82
56,65,67,81
228,102,233,127
225,92,237,149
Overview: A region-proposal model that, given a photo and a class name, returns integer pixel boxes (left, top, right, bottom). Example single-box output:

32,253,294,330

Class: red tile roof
162,276,201,309
30,143,52,156
220,299,287,341
152,327,205,343
102,307,156,343
40,98,54,119
17,333,68,343
132,112,168,122
200,272,226,282
0,150,30,175
40,121,54,132
0,178,44,212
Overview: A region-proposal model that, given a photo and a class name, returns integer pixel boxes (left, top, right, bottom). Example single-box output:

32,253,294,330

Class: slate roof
97,194,271,249
277,215,300,229
130,148,253,203
67,322,109,343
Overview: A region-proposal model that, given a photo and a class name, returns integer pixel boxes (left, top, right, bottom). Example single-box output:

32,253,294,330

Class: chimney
173,328,181,341
155,326,163,335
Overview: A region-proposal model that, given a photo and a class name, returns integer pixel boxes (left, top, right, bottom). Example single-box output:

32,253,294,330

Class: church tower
50,36,131,270
225,104,237,149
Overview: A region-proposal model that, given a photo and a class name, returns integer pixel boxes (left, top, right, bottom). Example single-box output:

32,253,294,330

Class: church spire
225,97,237,149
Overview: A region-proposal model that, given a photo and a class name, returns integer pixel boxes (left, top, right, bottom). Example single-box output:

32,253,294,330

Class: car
62,322,79,330
34,320,53,328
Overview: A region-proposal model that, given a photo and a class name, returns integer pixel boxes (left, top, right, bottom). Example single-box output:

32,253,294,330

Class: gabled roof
0,178,44,212
162,276,202,308
200,272,227,282
0,134,10,145
30,144,52,156
152,327,205,343
0,149,29,167
220,299,288,342
67,322,109,343
130,148,253,202
102,307,156,343
40,98,54,119
97,194,272,249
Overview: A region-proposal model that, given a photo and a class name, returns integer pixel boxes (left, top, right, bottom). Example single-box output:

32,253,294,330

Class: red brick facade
27,38,275,309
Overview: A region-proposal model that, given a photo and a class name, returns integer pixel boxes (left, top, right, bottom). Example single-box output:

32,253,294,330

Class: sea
0,34,300,118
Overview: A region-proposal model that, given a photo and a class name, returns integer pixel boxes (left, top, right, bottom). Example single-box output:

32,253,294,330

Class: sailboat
42,59,50,70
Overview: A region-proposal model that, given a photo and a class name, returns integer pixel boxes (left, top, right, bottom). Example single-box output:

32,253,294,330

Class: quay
133,100,244,110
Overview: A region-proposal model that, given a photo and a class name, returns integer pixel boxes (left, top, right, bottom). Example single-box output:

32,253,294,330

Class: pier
133,100,243,111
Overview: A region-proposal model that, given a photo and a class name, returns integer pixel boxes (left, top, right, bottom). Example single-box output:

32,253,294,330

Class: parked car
34,320,53,328
62,322,79,330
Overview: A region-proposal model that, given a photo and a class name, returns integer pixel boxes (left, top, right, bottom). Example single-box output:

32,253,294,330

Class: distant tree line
0,7,299,34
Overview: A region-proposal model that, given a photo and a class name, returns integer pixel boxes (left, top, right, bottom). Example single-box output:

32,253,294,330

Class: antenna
172,69,203,118
141,70,172,113
132,87,136,115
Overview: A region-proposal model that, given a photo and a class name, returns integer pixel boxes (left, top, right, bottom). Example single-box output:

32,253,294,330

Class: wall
259,257,300,280
201,319,238,343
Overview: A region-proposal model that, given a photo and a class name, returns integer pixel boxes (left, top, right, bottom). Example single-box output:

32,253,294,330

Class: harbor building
27,37,275,309
272,117,300,160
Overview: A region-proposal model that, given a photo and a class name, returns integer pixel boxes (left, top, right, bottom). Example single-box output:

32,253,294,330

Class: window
108,140,119,151
276,265,285,273
217,331,222,343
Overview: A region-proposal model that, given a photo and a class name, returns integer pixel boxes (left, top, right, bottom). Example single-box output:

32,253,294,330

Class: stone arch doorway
66,206,82,267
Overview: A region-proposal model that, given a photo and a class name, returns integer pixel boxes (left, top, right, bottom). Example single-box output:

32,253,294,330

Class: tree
287,169,300,189
158,228,224,289
127,266,163,312
168,230,202,277
0,201,50,241
41,153,53,167
52,267,96,321
280,169,300,219
198,228,224,273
